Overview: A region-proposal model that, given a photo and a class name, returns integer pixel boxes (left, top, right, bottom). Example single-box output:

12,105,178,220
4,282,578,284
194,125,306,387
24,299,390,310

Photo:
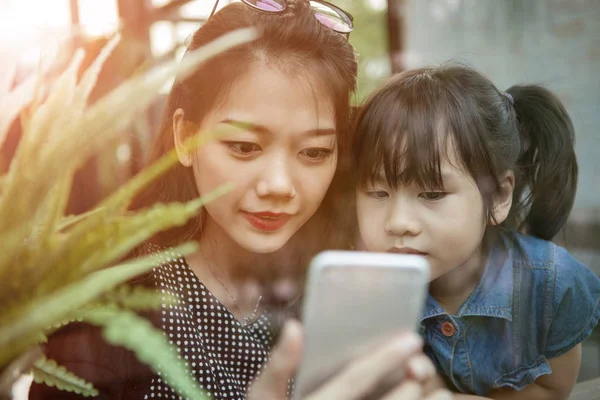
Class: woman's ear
489,170,515,225
173,108,193,167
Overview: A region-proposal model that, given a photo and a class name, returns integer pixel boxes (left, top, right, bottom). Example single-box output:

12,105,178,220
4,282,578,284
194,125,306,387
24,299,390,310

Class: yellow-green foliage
32,357,99,398
0,27,257,399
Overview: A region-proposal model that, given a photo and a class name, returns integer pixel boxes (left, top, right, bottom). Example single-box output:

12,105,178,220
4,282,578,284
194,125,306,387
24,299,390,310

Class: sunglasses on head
209,0,354,38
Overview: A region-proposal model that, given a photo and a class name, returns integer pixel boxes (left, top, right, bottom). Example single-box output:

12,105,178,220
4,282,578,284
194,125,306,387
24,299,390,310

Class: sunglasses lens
310,1,353,33
244,0,286,12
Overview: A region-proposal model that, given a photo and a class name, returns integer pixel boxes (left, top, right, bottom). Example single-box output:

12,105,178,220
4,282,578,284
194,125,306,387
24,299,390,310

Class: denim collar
420,236,514,323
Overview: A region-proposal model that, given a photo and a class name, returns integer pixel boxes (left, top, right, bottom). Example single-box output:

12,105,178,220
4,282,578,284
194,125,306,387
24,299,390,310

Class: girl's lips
243,212,291,232
387,247,427,256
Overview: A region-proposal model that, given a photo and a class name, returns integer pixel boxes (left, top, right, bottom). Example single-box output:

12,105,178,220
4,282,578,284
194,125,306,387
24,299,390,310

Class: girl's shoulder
507,232,600,359
509,232,588,273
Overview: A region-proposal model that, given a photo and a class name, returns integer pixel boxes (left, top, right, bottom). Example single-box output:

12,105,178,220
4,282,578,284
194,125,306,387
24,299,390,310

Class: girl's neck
429,243,488,315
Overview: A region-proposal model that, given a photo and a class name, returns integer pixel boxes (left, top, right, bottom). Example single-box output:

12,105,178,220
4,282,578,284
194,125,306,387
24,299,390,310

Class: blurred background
1,0,598,383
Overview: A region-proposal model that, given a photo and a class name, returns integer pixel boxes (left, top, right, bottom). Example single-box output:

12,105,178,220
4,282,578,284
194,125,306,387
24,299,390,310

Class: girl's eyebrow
369,171,456,187
220,118,336,137
439,171,462,183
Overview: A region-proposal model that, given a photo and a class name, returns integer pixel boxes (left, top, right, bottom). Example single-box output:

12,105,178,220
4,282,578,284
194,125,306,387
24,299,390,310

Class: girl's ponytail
507,85,578,240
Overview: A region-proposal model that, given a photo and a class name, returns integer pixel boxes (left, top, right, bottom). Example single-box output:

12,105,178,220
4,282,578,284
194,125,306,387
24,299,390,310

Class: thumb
249,320,303,400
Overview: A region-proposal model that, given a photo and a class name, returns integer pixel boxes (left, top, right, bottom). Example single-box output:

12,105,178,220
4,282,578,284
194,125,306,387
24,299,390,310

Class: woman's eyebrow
220,118,336,137
301,128,337,137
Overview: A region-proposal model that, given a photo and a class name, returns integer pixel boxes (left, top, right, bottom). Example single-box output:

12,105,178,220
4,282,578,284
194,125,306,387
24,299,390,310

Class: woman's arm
29,322,153,400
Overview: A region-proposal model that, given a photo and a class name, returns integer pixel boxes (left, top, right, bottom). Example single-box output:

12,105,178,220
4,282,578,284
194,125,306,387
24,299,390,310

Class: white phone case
293,250,429,399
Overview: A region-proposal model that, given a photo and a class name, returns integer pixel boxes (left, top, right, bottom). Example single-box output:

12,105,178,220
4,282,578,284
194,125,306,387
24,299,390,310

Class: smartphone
293,250,429,399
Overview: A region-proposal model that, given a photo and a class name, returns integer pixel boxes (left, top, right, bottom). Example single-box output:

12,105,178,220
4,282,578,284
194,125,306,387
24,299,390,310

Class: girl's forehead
381,129,462,166
372,157,466,181
360,131,472,188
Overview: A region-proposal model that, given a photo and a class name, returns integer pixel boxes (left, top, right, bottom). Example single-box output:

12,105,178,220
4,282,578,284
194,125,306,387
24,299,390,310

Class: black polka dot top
144,248,293,400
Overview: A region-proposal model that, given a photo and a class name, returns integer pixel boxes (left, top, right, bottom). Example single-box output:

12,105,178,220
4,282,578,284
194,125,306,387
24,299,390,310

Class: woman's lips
243,211,292,232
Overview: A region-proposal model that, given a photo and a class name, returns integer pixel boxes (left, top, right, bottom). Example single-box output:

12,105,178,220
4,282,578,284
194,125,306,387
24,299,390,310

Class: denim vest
420,233,600,396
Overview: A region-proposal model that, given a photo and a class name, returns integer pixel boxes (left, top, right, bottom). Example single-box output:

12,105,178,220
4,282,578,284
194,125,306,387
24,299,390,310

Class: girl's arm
449,345,581,400
485,344,581,400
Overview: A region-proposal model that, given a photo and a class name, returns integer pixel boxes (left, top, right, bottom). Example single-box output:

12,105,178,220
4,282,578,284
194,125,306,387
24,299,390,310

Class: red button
441,322,455,337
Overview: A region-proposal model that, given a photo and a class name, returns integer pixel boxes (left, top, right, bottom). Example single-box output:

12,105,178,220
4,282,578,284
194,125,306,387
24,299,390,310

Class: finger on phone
422,373,447,395
248,320,303,399
406,354,436,382
308,332,423,400
425,389,455,400
381,380,422,400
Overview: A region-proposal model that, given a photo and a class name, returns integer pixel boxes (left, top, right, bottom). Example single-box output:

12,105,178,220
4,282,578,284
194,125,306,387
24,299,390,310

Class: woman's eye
301,148,333,161
420,192,446,200
225,141,261,156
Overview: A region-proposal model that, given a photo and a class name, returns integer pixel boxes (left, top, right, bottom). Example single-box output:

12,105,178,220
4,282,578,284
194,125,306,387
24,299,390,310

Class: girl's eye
225,141,261,156
420,192,447,201
366,190,389,199
301,148,333,162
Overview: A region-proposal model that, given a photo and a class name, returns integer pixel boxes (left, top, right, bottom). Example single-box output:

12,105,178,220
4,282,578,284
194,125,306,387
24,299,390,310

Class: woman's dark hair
349,63,578,241
131,0,357,251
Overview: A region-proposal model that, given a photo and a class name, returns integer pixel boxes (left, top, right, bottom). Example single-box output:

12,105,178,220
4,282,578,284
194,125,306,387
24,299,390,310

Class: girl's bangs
353,73,457,191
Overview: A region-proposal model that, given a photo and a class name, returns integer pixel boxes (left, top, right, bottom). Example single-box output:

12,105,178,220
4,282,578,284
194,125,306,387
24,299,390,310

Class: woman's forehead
201,60,336,134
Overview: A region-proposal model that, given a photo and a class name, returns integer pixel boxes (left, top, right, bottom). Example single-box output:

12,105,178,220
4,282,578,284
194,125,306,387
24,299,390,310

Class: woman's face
175,60,338,254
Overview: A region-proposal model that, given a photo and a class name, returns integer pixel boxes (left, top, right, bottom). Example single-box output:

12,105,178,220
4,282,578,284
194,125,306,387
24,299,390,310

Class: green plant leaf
74,34,121,106
0,243,196,366
56,207,106,232
2,181,229,310
98,285,173,311
55,183,231,288
83,308,207,400
0,28,256,276
97,125,236,215
32,356,99,397
28,33,120,247
0,68,36,149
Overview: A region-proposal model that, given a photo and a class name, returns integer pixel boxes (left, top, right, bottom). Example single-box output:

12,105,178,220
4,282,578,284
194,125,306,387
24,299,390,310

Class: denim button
441,321,455,337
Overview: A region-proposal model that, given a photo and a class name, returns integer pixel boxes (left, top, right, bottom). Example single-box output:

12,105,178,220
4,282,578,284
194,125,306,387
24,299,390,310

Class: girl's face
356,142,494,282
174,60,338,254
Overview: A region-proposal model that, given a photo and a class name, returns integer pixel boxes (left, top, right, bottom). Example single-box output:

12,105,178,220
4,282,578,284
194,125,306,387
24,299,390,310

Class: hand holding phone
248,321,452,400
293,250,430,398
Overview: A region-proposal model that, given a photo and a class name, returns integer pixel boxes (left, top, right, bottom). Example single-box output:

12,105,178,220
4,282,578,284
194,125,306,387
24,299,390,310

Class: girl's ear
489,170,515,226
173,108,193,167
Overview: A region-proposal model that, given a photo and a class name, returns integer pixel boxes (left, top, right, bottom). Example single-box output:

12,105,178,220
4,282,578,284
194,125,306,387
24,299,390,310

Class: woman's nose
255,153,296,199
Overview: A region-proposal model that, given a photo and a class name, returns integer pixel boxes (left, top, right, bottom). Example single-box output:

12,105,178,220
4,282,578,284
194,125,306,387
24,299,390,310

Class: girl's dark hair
350,63,577,241
132,1,357,251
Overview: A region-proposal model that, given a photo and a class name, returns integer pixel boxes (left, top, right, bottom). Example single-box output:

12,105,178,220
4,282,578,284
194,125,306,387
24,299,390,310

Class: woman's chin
235,232,293,255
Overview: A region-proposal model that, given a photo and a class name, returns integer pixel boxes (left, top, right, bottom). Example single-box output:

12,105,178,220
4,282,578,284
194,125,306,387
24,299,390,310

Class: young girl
349,64,600,399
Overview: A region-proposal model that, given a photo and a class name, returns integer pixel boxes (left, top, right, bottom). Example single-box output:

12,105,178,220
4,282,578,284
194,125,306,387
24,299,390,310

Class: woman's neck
186,218,264,322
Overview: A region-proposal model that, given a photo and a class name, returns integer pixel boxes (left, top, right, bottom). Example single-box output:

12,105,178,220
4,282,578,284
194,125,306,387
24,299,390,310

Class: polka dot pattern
143,248,294,400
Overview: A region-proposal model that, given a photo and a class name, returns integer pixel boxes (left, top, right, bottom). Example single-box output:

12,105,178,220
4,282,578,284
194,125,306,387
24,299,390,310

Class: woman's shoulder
28,243,178,399
29,318,158,399
127,241,187,286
